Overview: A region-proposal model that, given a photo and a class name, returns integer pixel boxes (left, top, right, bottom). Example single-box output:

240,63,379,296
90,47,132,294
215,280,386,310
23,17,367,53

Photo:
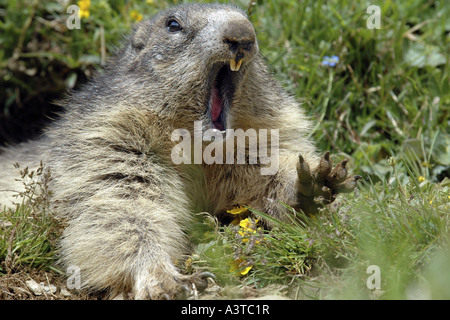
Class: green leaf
404,43,446,68
433,132,450,166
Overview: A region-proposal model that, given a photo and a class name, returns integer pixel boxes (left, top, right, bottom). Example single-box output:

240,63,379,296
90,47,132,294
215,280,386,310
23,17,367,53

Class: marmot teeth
230,58,243,72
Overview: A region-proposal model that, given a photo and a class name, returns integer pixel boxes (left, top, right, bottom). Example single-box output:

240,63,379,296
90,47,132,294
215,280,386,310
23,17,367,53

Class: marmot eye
167,19,182,32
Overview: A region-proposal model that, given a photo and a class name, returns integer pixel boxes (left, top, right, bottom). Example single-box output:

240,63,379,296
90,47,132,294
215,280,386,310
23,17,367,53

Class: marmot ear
131,20,150,51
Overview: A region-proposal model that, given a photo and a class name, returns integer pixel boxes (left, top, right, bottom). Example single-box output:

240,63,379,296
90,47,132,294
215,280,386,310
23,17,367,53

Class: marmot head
115,4,259,132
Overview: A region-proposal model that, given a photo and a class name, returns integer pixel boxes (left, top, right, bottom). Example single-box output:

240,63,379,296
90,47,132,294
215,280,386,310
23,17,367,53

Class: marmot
0,3,360,299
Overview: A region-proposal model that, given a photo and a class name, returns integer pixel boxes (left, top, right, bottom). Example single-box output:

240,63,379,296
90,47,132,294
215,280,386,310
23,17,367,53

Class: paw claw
176,284,192,300
297,154,312,184
198,271,216,280
162,293,171,300
190,272,215,292
328,159,348,185
336,175,361,193
316,151,332,180
299,155,304,163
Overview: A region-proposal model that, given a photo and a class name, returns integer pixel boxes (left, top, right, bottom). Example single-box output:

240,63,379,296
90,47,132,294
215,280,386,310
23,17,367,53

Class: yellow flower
422,161,431,168
418,176,426,183
239,218,259,230
78,0,90,10
239,218,251,229
229,258,252,276
228,205,248,225
79,9,89,19
146,0,154,4
130,9,143,22
240,265,252,275
238,218,259,243
77,0,90,19
185,257,192,268
227,205,248,215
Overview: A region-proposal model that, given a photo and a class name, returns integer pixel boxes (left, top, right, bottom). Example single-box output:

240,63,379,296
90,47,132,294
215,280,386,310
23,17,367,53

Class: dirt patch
0,268,290,300
0,268,98,300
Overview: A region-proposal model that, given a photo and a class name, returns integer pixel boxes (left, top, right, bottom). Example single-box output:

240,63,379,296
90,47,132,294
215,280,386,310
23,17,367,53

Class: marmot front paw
133,270,215,300
296,151,361,214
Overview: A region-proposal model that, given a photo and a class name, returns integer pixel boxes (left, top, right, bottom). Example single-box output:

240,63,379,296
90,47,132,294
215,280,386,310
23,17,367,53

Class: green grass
1,0,449,299
0,163,62,274
189,159,449,299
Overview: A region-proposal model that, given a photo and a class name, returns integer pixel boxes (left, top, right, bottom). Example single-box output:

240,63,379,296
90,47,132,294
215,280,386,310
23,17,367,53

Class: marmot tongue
211,86,224,130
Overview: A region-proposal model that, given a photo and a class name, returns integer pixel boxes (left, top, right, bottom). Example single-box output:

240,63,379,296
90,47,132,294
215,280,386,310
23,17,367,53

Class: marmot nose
220,16,258,71
223,37,255,67
223,37,254,55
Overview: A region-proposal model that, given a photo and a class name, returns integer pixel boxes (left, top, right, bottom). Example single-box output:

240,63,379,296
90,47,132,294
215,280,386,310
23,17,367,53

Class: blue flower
321,55,339,67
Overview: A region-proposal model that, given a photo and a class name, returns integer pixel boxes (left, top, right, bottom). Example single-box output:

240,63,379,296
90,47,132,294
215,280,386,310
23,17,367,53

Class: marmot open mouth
208,64,238,131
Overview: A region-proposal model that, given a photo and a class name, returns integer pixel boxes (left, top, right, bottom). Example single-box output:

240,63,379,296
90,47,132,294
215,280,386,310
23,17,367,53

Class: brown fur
0,4,358,299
